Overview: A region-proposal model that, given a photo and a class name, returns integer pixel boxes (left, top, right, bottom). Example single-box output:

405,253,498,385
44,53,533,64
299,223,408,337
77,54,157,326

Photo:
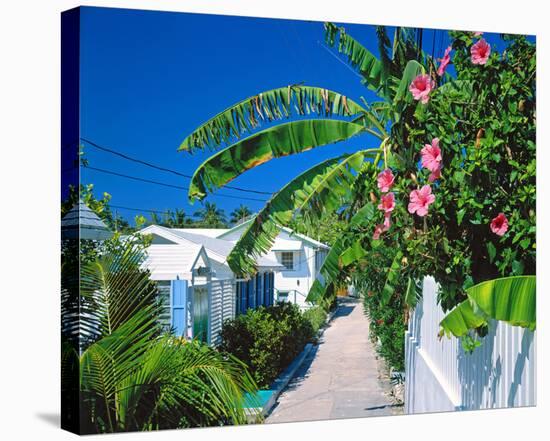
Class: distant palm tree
165,208,193,227
230,205,253,225
148,209,193,228
193,201,227,228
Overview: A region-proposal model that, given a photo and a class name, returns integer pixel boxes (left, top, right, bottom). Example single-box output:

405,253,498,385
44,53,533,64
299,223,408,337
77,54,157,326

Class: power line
317,40,364,80
109,204,200,218
80,138,273,196
83,165,268,203
81,137,192,177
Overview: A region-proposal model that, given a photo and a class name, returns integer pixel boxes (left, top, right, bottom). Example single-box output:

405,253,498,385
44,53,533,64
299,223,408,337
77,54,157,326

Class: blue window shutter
247,279,255,310
170,280,188,336
240,281,247,313
263,273,270,306
237,281,246,315
255,274,261,306
269,272,274,306
235,282,240,315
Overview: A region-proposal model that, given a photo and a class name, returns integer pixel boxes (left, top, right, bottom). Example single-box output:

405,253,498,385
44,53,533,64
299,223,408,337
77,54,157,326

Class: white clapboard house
217,220,330,309
139,225,283,346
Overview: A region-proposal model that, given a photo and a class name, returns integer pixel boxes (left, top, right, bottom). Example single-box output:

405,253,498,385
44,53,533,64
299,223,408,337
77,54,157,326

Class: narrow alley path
266,297,401,423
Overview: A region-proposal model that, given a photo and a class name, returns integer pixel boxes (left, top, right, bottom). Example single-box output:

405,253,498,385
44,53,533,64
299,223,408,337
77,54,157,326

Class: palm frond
79,238,159,340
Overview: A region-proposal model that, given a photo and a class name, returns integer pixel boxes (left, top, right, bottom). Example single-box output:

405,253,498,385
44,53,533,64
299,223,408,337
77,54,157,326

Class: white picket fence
405,276,536,413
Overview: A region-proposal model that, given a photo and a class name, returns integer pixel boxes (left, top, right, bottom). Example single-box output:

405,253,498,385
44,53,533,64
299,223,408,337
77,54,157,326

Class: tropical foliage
193,201,228,228
439,275,536,339
230,204,253,225
180,23,535,365
219,302,315,388
302,305,329,336
64,234,258,433
62,184,131,232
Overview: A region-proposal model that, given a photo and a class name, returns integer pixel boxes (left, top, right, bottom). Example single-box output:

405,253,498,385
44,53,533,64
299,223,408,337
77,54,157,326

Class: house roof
139,225,283,270
217,219,330,250
174,228,229,238
271,238,303,251
143,243,209,281
61,201,112,240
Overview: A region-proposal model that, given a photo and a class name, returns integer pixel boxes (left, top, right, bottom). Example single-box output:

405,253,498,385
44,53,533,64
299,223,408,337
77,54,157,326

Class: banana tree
180,24,434,287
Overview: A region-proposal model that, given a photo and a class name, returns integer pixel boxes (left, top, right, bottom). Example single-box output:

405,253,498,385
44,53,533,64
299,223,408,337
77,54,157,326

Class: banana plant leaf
392,60,425,107
179,85,367,152
306,200,380,304
439,275,536,338
324,22,396,99
404,277,422,308
339,240,368,267
439,299,488,339
380,250,403,306
227,150,378,277
188,119,366,202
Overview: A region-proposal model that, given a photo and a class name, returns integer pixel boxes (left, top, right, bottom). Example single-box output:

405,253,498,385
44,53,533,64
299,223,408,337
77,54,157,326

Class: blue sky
76,6,519,223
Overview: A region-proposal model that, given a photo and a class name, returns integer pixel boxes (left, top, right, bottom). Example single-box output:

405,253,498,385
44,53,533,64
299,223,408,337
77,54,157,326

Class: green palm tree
193,201,227,228
180,23,432,288
164,208,193,227
76,235,259,433
230,205,253,225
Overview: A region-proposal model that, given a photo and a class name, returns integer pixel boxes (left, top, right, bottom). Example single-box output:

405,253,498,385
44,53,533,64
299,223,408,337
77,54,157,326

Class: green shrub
363,287,406,372
302,306,328,335
219,302,314,388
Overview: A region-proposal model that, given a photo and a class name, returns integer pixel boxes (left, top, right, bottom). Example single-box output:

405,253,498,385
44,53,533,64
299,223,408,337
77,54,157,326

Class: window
277,291,289,303
281,251,294,270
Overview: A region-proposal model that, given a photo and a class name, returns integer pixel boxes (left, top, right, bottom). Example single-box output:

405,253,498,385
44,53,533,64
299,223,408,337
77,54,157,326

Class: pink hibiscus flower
409,74,435,104
428,164,442,182
383,213,392,231
421,138,442,172
373,224,384,240
471,38,491,65
437,46,452,76
408,185,436,217
373,213,392,240
490,213,509,236
377,169,395,193
378,192,396,214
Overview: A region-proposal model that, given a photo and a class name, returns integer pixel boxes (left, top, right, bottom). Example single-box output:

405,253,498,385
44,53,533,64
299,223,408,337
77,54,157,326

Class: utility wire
317,40,364,80
109,204,201,218
83,165,268,202
80,137,273,196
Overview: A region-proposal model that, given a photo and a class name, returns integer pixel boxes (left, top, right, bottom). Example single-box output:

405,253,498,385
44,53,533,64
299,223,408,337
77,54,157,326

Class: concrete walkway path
266,297,401,423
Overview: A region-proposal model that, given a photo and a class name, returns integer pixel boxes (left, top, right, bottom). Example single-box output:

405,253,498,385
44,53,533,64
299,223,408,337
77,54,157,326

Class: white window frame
280,251,295,271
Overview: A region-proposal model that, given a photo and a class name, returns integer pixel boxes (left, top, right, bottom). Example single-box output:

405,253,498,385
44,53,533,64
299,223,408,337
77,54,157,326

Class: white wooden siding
405,276,536,413
209,278,236,346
